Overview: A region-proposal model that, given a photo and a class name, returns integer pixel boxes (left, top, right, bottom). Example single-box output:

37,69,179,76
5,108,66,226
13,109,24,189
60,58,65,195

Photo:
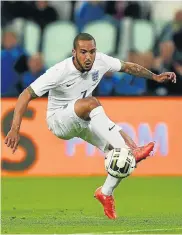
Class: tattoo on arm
27,86,38,99
120,62,155,80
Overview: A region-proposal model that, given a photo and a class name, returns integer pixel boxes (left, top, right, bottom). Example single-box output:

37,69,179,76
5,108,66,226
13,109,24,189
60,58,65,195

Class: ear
72,49,76,58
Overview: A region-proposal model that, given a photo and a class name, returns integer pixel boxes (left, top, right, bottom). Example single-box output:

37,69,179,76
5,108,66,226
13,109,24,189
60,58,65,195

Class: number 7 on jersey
81,90,87,98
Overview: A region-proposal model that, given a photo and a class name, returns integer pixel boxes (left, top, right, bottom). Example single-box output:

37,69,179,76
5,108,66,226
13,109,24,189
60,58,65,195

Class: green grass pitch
1,176,182,234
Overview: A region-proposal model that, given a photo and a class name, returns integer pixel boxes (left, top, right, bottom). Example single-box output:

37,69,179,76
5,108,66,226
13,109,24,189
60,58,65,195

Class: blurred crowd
1,1,182,97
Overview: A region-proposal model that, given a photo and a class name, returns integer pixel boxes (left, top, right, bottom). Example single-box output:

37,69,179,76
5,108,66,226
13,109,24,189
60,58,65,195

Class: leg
74,97,126,149
107,130,137,151
76,96,154,172
48,100,89,140
78,120,124,220
75,97,154,163
49,98,126,219
76,99,154,219
109,130,155,164
49,98,129,206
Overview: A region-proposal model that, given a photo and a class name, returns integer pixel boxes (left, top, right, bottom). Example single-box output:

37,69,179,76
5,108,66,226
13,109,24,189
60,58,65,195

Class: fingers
167,72,176,83
162,72,177,83
4,136,8,144
5,137,15,148
172,73,176,83
5,135,19,153
12,143,18,154
6,137,12,147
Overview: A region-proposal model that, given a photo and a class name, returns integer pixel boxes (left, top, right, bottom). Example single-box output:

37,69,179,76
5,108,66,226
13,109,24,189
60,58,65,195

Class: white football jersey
30,52,124,118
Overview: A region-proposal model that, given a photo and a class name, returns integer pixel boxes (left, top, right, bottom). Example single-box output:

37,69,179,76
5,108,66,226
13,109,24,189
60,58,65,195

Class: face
160,41,175,63
28,55,44,74
90,1,101,6
3,32,17,50
36,1,48,9
72,40,96,72
175,10,182,23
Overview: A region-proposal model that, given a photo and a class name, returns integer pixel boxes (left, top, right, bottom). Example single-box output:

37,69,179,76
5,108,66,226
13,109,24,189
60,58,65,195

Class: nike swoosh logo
109,125,115,131
66,82,75,87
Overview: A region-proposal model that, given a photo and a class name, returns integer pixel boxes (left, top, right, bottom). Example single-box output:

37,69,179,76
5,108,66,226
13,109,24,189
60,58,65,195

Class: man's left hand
153,72,176,83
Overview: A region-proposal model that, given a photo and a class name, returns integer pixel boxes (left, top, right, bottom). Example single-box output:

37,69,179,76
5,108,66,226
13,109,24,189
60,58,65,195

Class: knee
86,97,100,112
74,97,101,120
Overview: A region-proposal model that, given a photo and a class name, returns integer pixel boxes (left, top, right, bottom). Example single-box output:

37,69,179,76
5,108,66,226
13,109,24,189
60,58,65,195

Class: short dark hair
73,33,96,49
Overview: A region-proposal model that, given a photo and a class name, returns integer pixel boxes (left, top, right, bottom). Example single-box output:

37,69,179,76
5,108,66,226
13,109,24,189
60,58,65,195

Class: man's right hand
4,129,20,154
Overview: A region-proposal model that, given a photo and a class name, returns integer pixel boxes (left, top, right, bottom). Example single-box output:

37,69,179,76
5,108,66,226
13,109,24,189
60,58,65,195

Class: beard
75,55,92,72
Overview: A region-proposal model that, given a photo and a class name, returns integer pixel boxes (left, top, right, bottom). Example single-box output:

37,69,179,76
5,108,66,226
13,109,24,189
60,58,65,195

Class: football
105,147,136,178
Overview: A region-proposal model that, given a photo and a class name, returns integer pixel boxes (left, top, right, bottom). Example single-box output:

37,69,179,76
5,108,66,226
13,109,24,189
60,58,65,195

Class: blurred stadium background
1,1,182,234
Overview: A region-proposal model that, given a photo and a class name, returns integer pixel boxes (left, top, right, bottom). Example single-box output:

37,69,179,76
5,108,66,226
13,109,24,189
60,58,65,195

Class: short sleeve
30,63,64,97
99,52,124,72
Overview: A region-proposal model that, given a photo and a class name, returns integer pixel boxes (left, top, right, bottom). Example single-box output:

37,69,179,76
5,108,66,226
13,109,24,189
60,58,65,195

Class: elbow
120,61,127,73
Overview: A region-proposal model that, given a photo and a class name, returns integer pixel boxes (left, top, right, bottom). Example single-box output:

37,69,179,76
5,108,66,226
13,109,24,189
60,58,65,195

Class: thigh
79,120,122,153
48,101,89,140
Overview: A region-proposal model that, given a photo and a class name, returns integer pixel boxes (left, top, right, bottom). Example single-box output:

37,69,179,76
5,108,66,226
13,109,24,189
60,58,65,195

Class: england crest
92,70,99,82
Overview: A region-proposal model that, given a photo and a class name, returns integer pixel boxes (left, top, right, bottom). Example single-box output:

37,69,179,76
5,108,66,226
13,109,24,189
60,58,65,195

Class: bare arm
11,87,37,131
121,62,155,80
5,86,38,153
120,61,176,83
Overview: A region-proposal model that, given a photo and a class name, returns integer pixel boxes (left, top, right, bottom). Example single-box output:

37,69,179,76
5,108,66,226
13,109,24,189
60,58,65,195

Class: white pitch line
106,227,182,234
15,228,182,235
50,227,182,235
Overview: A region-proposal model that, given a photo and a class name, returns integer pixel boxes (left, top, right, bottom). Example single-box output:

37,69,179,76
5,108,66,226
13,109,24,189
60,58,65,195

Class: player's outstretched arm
120,61,176,83
4,86,38,153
